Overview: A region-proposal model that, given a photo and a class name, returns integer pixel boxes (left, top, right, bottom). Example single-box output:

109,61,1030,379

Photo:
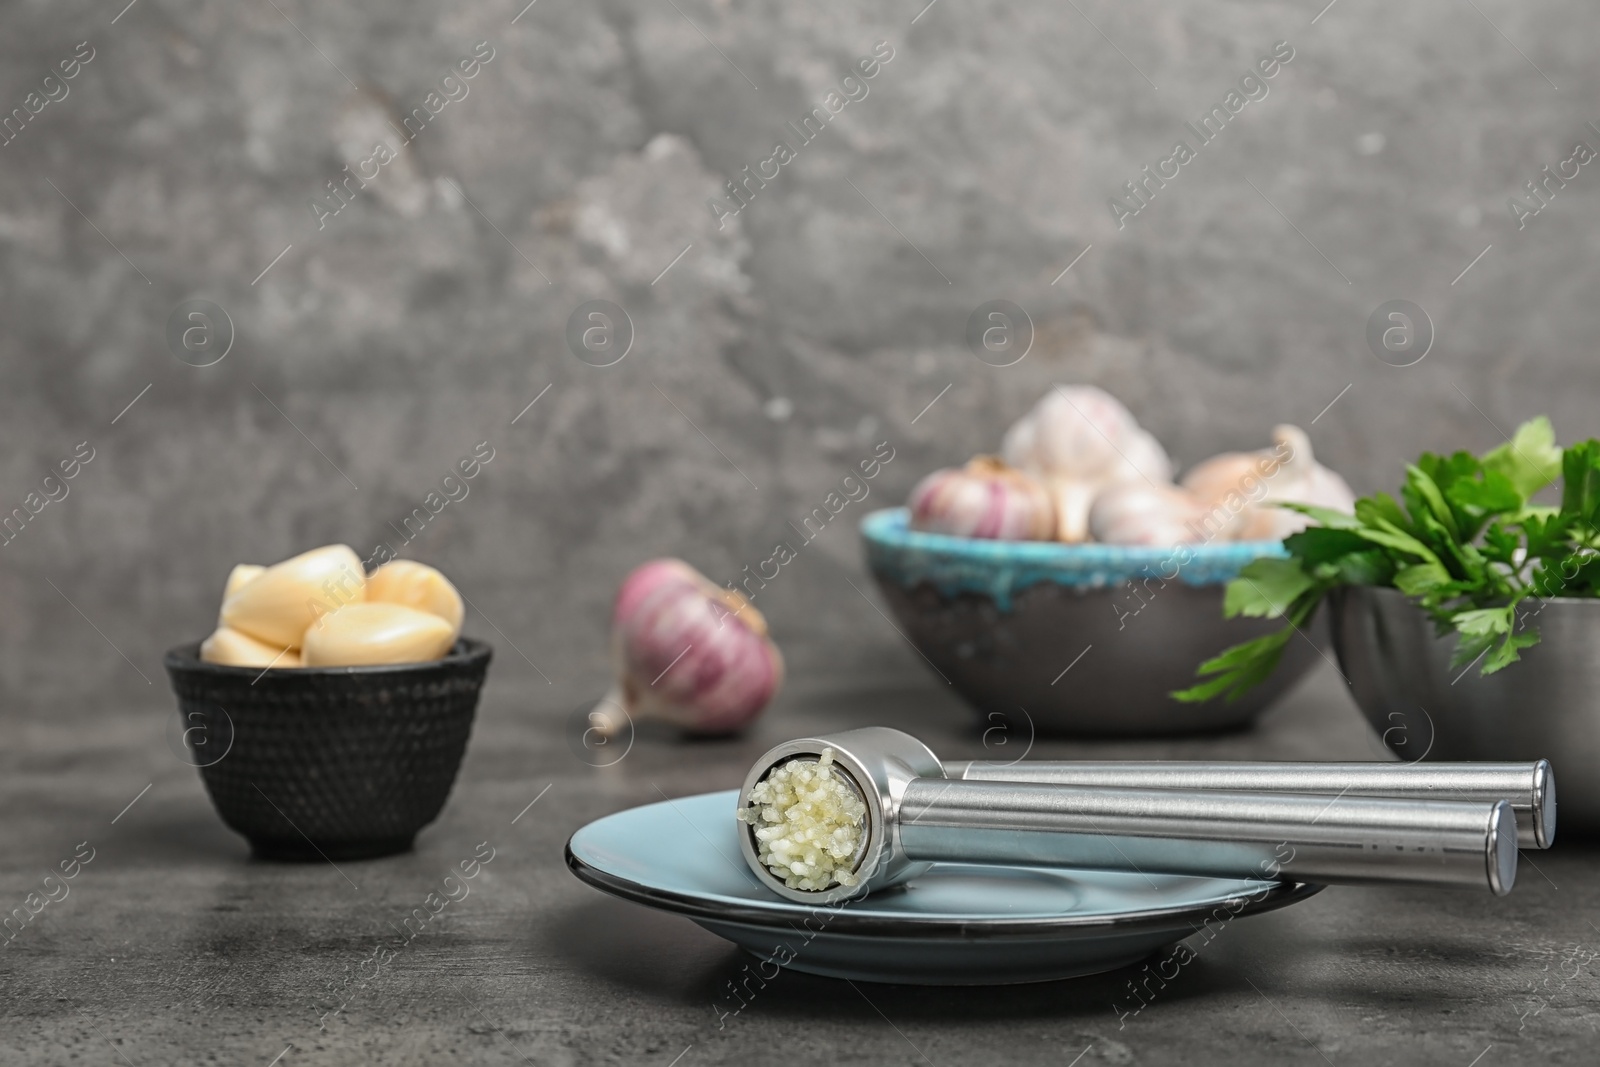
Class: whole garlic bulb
908,456,1056,541
1002,386,1173,542
594,559,783,738
1181,424,1356,542
1088,483,1209,546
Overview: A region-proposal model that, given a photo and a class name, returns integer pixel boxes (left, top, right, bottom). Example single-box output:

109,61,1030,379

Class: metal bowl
859,508,1323,737
1332,584,1598,834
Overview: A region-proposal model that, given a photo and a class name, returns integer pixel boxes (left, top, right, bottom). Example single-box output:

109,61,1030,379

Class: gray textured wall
2,0,1595,718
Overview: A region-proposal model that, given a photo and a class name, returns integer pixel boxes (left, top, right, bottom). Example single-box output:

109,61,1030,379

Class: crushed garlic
737,748,866,891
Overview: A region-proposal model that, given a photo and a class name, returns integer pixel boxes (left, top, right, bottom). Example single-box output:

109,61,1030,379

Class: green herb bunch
1175,418,1600,704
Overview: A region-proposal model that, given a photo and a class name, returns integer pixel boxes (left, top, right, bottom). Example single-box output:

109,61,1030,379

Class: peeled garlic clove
200,626,301,668
223,564,265,599
221,545,366,649
365,560,464,636
300,603,457,666
1002,386,1174,542
1088,483,1209,546
217,564,267,627
908,455,1056,541
1181,424,1357,542
598,558,783,738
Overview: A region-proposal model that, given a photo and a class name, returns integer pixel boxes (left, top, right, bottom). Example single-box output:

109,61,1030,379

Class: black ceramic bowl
164,638,492,860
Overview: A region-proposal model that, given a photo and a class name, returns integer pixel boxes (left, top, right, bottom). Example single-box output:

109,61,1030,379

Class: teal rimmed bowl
860,508,1323,737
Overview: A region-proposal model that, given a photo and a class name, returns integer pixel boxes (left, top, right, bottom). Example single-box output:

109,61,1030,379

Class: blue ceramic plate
565,790,1322,985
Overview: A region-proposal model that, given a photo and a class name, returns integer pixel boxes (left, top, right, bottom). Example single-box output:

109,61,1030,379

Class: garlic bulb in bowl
1088,483,1210,546
1181,424,1356,541
908,456,1056,541
1002,386,1173,542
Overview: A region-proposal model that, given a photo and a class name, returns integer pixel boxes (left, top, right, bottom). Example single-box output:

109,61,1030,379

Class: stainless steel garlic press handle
898,778,1516,895
947,759,1555,848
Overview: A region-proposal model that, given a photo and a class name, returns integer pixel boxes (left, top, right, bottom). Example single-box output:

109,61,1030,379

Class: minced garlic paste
737,748,865,890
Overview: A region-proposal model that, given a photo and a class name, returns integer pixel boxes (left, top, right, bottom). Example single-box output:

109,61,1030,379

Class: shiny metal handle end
1488,800,1517,897
1530,759,1557,850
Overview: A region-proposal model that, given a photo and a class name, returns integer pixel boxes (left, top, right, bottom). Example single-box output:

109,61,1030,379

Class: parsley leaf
1176,418,1597,704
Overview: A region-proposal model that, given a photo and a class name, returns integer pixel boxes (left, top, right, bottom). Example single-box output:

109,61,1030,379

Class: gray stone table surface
3,664,1598,1066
